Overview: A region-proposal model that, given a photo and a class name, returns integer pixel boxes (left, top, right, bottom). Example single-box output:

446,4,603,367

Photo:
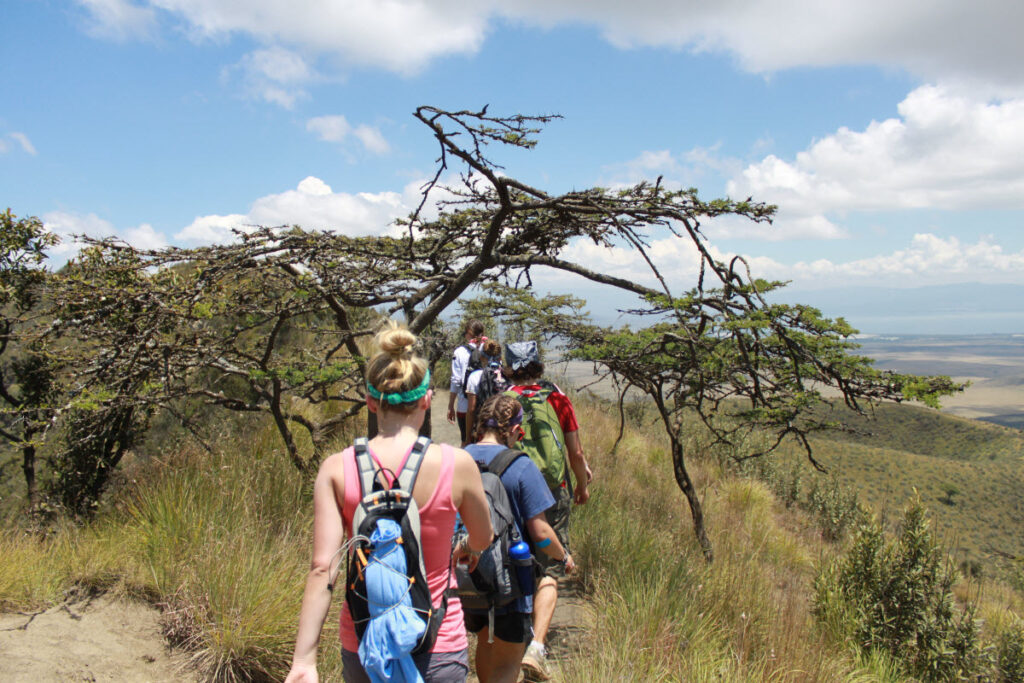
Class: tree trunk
670,437,714,562
269,383,307,474
21,442,37,508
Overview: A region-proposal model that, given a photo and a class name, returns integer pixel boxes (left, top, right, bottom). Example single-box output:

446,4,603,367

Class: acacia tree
63,107,774,474
552,281,959,560
0,209,60,507
57,107,959,553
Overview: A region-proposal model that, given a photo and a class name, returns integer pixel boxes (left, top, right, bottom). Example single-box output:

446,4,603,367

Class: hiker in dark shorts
503,341,592,681
447,320,486,443
464,394,575,683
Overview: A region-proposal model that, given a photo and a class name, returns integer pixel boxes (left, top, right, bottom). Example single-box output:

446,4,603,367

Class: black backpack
457,343,484,397
455,449,534,627
470,362,509,425
342,436,449,655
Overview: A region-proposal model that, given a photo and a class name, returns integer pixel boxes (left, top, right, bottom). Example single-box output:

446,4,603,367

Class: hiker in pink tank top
285,323,493,683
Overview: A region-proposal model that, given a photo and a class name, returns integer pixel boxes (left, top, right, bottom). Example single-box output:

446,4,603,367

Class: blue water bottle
509,539,534,597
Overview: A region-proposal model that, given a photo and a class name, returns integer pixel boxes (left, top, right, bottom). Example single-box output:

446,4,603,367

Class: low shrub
813,495,982,681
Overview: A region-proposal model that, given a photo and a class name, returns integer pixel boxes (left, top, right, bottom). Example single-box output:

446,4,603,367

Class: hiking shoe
521,641,551,681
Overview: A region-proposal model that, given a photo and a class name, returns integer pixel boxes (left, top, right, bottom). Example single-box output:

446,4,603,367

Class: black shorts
463,610,533,644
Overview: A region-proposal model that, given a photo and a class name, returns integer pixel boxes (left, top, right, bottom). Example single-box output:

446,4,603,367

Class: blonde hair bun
365,321,428,408
376,324,417,359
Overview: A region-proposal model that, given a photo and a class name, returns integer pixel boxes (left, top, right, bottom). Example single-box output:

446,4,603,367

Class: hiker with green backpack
461,394,574,683
502,341,592,682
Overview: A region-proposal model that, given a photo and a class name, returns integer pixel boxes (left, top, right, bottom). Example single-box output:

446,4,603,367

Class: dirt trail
0,394,587,683
0,592,197,682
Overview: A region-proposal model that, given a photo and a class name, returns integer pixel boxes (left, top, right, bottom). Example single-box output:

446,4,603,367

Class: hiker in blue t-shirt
464,394,575,683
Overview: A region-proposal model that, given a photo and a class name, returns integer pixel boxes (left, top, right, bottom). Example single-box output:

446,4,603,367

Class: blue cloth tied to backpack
358,519,426,683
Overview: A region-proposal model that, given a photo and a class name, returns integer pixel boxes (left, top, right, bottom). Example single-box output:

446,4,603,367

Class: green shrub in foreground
813,495,982,681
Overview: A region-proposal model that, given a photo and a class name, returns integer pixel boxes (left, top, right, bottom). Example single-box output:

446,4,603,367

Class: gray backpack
455,449,532,618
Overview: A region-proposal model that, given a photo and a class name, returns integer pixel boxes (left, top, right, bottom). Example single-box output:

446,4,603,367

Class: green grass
2,394,1023,681
810,401,1024,463
769,403,1024,580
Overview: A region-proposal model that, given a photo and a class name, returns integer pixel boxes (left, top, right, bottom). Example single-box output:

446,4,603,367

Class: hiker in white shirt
447,319,486,444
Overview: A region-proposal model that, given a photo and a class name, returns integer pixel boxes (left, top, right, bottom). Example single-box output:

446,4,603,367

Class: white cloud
725,86,1024,238
176,175,424,244
547,229,1024,295
76,0,157,41
228,47,314,108
501,1,1024,93
306,115,350,143
780,234,1024,286
353,125,390,154
78,1,1024,88
9,133,37,155
306,116,390,155
135,0,488,75
42,211,168,261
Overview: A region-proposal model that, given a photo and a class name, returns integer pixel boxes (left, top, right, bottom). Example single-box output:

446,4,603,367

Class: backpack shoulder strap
487,448,526,478
537,380,558,395
396,435,432,492
353,437,377,496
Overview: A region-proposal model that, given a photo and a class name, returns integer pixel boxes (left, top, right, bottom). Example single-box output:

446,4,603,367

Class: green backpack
506,384,570,492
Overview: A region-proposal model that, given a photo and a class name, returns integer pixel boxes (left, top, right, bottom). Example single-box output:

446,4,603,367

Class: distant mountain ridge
577,282,1024,334
778,283,1024,334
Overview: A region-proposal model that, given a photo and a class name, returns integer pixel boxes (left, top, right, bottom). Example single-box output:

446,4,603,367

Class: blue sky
3,1,1024,332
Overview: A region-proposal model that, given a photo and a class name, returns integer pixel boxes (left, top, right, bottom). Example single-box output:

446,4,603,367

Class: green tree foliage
556,281,959,559
5,106,963,529
0,209,60,507
814,496,983,681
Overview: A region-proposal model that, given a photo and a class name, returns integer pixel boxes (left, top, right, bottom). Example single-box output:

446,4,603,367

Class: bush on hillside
996,619,1024,682
813,496,983,681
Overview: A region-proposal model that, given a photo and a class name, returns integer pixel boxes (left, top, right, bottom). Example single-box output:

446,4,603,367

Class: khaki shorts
535,484,572,579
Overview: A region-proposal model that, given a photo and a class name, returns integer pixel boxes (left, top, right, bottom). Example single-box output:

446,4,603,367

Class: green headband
366,369,431,405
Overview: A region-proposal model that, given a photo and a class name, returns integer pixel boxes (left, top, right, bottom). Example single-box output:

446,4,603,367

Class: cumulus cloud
76,1,1024,88
780,233,1024,286
176,175,424,244
552,230,1024,294
123,0,487,75
306,115,350,143
42,210,168,261
600,146,837,241
352,125,390,154
75,0,157,41
724,86,1024,238
226,47,314,108
306,115,390,155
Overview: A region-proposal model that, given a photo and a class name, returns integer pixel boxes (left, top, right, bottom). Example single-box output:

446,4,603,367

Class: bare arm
447,347,467,422
525,512,575,572
464,392,477,446
564,430,592,505
285,456,346,683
